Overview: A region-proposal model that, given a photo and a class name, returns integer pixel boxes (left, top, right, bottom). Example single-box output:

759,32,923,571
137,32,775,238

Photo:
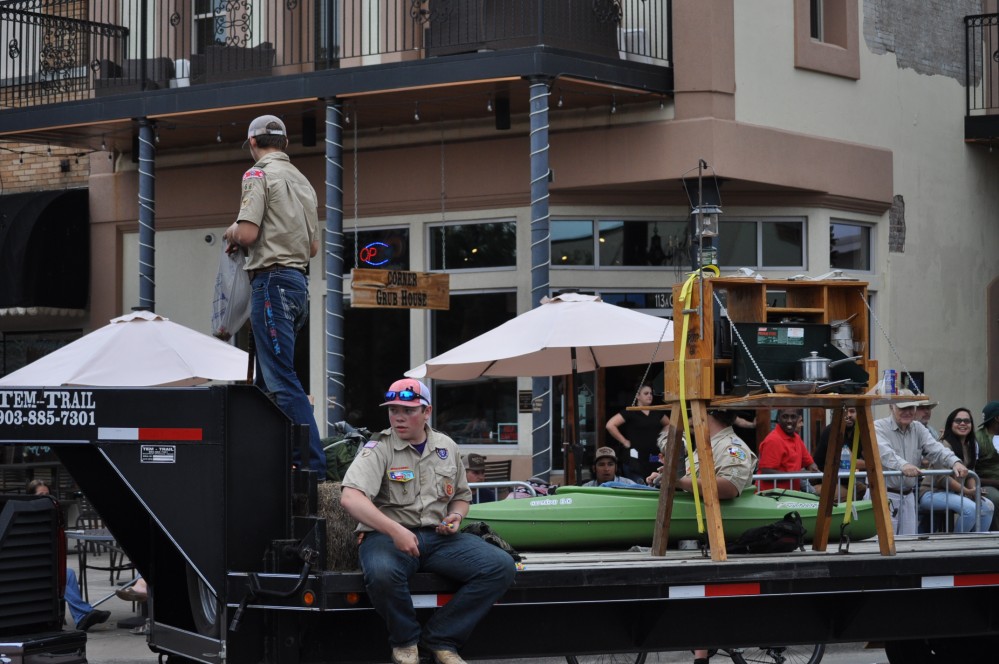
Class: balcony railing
966,12,999,115
0,0,670,109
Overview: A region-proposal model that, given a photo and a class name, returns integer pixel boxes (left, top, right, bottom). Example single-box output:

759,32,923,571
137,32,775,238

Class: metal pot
798,351,862,381
830,314,856,354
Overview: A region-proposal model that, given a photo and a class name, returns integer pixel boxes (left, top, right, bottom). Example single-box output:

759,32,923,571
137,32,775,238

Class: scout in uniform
340,379,516,664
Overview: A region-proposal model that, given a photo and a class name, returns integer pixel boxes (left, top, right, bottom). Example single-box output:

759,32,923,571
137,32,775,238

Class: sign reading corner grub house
350,268,450,310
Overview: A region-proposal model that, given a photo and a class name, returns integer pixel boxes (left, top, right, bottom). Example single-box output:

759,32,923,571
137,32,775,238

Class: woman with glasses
918,408,994,532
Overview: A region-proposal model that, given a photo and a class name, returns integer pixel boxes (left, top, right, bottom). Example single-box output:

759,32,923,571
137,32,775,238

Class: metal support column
324,99,346,431
137,118,155,310
529,77,552,480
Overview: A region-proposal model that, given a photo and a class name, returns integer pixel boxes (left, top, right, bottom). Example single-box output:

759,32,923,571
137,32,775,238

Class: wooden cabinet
666,277,877,401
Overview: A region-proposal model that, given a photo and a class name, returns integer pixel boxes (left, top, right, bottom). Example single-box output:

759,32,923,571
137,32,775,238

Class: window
718,219,805,268
793,0,859,79
431,292,518,444
343,227,410,273
551,219,690,268
194,0,261,50
830,220,872,271
429,221,516,271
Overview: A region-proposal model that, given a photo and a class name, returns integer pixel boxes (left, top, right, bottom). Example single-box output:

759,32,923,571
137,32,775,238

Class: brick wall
0,142,90,193
864,0,983,82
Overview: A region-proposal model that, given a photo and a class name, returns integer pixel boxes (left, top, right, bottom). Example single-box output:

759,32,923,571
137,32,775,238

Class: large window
718,219,805,269
429,221,516,271
431,291,518,444
830,220,872,272
551,219,690,268
343,227,410,273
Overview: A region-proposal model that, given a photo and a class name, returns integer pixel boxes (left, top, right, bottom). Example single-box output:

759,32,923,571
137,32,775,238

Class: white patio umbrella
0,310,249,387
406,292,674,480
407,293,674,381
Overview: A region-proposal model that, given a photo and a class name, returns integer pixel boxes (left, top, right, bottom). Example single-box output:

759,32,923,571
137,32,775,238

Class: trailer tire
186,565,221,637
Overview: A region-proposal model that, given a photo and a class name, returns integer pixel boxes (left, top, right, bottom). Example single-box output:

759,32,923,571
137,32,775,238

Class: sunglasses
385,389,427,404
953,418,973,425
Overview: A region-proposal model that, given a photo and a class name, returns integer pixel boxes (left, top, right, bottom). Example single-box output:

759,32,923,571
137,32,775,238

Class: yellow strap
842,423,861,525
676,265,719,534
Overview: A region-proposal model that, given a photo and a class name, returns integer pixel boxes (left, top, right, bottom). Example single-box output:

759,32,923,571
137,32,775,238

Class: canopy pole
137,118,156,311
529,76,552,480
324,99,346,431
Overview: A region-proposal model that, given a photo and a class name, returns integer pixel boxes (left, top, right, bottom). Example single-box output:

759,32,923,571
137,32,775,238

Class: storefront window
431,291,518,444
428,221,516,271
830,220,872,271
599,220,689,267
551,220,594,265
343,227,410,273
719,219,805,268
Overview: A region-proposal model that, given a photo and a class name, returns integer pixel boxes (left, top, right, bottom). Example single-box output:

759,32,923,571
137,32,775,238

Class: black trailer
2,385,998,663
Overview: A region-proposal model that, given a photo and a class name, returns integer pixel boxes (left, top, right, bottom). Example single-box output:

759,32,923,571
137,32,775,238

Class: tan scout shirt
342,425,472,532
684,426,758,496
237,151,318,272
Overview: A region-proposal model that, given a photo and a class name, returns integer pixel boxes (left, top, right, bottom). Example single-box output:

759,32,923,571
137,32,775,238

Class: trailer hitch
230,541,319,633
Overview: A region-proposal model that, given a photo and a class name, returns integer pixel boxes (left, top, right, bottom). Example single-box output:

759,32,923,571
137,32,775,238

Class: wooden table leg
812,408,846,551
652,408,684,556
690,401,727,561
856,405,896,555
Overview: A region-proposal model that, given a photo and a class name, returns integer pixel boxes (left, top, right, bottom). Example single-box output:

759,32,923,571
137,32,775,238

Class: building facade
2,0,997,480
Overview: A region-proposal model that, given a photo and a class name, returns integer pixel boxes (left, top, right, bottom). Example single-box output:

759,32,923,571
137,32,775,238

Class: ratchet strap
677,264,719,535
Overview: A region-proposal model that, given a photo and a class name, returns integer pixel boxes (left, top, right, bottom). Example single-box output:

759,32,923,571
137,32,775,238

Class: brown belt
249,265,306,280
886,487,914,495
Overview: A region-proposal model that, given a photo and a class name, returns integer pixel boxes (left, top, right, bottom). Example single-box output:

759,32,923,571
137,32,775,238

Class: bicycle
565,643,824,664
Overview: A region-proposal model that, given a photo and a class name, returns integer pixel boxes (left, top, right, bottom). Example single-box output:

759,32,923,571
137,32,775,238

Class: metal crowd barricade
468,480,538,503
753,469,992,535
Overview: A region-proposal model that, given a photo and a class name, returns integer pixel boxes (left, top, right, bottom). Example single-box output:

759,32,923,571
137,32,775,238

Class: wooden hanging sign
350,268,450,310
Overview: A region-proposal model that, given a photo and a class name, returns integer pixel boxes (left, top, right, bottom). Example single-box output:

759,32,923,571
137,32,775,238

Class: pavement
65,553,157,664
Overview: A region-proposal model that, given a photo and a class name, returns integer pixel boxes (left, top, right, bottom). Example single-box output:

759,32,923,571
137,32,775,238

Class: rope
632,315,673,407
858,291,922,393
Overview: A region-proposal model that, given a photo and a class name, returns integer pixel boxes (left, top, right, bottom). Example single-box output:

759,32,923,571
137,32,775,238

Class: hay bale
319,481,361,571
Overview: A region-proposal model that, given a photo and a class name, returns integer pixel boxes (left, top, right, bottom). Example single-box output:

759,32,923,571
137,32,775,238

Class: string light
46,145,52,156
413,102,420,122
18,154,23,165
216,126,222,143
487,95,493,112
557,94,564,108
101,136,107,151
611,95,617,114
154,130,160,144
659,98,665,111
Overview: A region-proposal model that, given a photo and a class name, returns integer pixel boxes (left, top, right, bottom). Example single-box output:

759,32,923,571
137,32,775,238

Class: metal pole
529,76,552,480
137,118,155,310
325,99,346,432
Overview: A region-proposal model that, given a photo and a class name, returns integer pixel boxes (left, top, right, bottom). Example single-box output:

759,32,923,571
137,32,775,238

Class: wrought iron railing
966,13,999,115
0,0,670,109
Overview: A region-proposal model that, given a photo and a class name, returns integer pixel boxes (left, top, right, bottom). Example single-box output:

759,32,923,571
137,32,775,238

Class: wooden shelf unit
666,277,876,401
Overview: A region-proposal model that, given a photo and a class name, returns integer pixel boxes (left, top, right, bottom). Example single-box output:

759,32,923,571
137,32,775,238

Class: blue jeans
250,268,326,474
358,529,516,652
918,490,995,532
65,568,93,626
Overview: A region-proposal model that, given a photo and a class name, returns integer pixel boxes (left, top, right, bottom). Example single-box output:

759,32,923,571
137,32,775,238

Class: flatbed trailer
2,385,997,663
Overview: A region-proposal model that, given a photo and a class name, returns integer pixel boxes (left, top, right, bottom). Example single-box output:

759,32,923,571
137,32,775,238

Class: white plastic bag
211,245,251,341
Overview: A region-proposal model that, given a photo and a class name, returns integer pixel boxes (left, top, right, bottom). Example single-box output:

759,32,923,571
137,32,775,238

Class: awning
0,189,89,314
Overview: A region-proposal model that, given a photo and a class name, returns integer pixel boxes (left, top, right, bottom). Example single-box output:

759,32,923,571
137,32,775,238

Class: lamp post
683,160,723,340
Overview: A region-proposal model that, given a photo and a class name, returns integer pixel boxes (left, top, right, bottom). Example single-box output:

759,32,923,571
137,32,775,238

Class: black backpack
729,511,806,554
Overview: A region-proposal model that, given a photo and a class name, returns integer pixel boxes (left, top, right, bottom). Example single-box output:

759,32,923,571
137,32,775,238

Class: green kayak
465,484,876,550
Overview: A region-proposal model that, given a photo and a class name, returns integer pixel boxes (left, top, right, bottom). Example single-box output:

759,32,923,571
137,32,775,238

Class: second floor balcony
0,0,671,114
966,12,999,145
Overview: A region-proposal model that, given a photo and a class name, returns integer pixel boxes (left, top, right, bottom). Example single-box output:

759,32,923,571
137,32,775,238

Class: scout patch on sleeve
364,440,378,449
727,445,748,461
242,168,265,180
388,468,415,482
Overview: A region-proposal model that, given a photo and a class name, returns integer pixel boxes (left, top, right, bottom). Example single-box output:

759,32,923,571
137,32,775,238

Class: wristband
448,512,464,520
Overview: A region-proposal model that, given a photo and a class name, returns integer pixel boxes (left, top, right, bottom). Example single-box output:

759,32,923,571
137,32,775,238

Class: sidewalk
65,552,157,664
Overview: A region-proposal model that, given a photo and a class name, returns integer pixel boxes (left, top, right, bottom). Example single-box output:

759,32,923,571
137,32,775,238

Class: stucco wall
733,0,999,417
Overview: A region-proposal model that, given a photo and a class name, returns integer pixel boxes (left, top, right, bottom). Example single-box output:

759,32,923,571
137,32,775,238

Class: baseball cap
380,379,432,407
982,401,999,427
594,446,617,463
243,115,287,148
463,453,487,471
